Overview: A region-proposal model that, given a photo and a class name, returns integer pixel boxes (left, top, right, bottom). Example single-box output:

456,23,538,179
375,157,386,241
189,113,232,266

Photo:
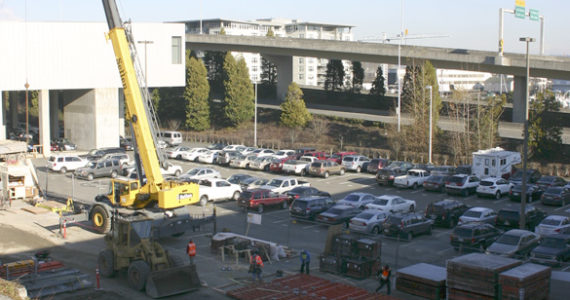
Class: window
171,36,182,64
299,74,304,80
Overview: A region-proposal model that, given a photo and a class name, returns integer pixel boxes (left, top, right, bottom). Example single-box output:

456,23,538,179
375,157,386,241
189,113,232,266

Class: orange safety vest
187,242,196,257
251,254,264,267
381,269,389,280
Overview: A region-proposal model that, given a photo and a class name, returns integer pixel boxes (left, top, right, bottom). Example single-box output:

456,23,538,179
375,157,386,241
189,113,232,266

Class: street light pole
519,37,535,230
426,85,433,164
137,40,154,88
397,0,404,132
254,82,258,148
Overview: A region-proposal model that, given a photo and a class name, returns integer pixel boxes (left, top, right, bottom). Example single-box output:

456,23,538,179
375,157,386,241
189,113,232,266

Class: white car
157,140,168,149
336,192,377,209
476,177,511,199
223,144,246,152
179,167,221,181
241,147,258,155
251,148,275,157
198,150,222,164
535,215,570,236
166,146,192,160
458,207,497,225
446,174,480,196
393,169,430,189
198,179,242,206
249,156,274,171
272,149,296,160
48,154,88,173
365,195,416,213
341,155,370,173
181,148,208,162
122,162,183,177
229,154,256,169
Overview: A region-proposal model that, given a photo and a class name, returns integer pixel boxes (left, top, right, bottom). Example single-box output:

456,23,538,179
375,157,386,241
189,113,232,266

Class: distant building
437,70,492,93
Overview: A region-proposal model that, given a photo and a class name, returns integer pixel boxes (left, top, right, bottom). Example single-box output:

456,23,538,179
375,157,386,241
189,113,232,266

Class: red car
304,151,329,160
269,157,292,173
329,151,358,164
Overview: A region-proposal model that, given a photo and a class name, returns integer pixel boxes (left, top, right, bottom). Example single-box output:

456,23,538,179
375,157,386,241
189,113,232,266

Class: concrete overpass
186,34,570,123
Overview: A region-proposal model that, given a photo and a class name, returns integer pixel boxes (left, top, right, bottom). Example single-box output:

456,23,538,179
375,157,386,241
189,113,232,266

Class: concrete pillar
512,75,526,123
10,92,18,132
64,88,119,150
266,55,293,101
0,91,5,140
38,89,51,157
49,91,59,139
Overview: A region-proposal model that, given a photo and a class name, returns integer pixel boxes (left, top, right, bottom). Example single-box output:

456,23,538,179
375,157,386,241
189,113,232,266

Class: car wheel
264,165,269,172
412,183,418,190
339,168,345,175
200,196,208,207
409,205,415,212
300,169,306,176
356,166,361,173
495,191,501,200
128,260,150,291
324,172,329,178
87,173,94,181
111,170,118,178
372,226,380,234
98,249,115,278
461,189,468,197
257,204,264,214
176,155,182,160
407,232,413,241
59,167,67,174
282,201,288,209
479,244,486,252
449,218,456,228
232,191,240,201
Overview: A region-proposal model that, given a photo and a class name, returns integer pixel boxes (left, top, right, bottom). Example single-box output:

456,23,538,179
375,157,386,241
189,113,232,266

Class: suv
495,206,546,231
367,158,391,174
308,160,345,178
85,147,125,161
509,169,541,185
100,153,130,168
530,234,570,266
445,174,480,196
450,223,502,252
75,159,122,180
48,154,88,173
425,199,470,228
289,196,334,220
160,131,182,146
341,155,370,173
382,213,434,241
376,168,407,186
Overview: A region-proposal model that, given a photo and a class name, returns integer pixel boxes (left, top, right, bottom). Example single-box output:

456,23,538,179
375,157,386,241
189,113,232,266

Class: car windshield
540,237,567,248
496,234,521,246
480,180,494,186
373,199,389,206
541,218,563,226
88,162,97,169
498,210,519,218
186,169,200,175
240,191,253,199
275,151,286,156
463,211,482,218
426,175,444,182
355,212,375,220
267,179,283,187
87,149,99,156
378,169,393,175
344,157,354,162
545,187,563,194
290,187,305,193
448,176,465,184
343,194,360,202
311,162,323,167
241,177,259,184
453,227,473,237
429,204,447,213
48,156,56,162
386,216,403,225
326,208,343,215
292,201,307,210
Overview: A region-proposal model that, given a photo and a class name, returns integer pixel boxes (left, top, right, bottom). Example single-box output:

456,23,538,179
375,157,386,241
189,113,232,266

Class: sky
1,0,568,56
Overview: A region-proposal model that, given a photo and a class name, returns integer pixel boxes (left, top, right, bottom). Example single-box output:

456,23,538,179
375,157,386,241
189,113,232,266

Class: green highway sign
530,9,539,21
515,6,526,19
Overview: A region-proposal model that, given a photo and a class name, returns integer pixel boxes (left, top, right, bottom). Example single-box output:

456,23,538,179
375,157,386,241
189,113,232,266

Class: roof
504,229,535,236
543,215,569,221
330,204,354,210
472,147,519,156
467,207,494,212
377,195,400,200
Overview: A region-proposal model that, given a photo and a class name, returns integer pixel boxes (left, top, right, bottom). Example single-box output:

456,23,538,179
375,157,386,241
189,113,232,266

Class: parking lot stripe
303,224,320,230
554,204,570,211
436,247,454,256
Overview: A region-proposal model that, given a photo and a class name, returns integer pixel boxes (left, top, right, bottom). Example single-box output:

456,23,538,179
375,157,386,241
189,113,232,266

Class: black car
509,183,543,202
227,173,255,185
425,199,471,228
495,206,546,231
85,147,125,161
541,186,570,206
536,176,567,191
450,223,502,252
509,169,541,185
52,138,77,151
316,205,361,226
430,166,456,176
530,234,570,266
367,158,391,174
207,143,226,150
286,186,331,202
382,213,434,241
423,175,449,192
289,196,334,220
376,168,406,186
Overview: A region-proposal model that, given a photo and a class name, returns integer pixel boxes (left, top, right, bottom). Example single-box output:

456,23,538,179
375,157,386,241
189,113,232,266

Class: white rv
472,147,521,179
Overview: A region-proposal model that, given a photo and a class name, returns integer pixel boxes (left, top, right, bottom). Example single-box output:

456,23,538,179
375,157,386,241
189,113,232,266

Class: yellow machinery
88,0,202,234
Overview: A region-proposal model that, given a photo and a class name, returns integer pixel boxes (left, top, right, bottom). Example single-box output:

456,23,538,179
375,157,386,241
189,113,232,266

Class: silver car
75,159,122,181
341,155,370,173
486,229,540,259
458,207,497,225
349,210,390,234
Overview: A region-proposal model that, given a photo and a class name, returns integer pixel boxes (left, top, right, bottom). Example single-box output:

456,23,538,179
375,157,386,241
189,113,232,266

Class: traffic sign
515,0,525,7
515,6,526,19
529,9,539,21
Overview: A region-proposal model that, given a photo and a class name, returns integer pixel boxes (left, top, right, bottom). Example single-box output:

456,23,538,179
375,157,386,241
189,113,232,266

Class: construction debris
211,232,292,263
396,263,446,300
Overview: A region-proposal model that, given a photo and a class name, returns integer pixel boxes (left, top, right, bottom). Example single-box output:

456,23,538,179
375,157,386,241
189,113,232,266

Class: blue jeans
251,268,262,281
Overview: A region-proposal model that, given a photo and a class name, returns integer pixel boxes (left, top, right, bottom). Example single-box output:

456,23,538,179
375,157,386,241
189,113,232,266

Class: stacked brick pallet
319,234,381,279
396,263,446,300
499,263,551,300
447,253,522,300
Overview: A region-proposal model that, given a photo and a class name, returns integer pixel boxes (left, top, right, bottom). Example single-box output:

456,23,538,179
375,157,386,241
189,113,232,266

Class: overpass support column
512,76,526,123
38,89,51,157
49,91,59,139
266,55,293,101
0,91,5,140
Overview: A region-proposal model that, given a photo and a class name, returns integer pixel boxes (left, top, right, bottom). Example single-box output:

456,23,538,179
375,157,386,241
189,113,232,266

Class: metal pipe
540,16,545,55
397,0,404,132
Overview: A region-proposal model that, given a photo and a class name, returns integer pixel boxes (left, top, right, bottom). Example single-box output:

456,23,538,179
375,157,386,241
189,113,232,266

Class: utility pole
426,85,433,164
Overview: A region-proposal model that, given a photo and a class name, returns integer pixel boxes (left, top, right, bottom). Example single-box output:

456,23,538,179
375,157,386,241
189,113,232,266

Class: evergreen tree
280,82,312,128
370,66,386,96
528,90,562,158
203,51,226,96
260,57,277,86
324,59,345,92
184,56,210,131
266,27,275,37
222,54,254,127
351,61,364,93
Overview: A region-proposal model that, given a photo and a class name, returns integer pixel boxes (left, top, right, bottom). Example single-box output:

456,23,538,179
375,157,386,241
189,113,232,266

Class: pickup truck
198,178,242,206
393,169,430,189
282,156,318,176
260,176,311,194
237,188,291,213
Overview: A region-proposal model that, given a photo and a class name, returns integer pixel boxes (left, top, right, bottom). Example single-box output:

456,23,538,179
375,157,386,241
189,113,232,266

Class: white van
160,131,182,146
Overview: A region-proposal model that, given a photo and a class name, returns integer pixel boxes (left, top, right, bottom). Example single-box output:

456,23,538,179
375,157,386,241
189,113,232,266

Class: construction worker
186,239,196,265
375,264,392,295
249,251,264,282
300,249,310,274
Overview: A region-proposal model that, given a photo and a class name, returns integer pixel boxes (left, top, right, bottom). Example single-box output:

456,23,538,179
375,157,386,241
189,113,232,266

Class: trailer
471,147,521,179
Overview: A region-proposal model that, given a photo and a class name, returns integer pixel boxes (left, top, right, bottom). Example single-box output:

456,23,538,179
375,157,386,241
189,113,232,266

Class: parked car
181,147,209,162
530,234,570,266
85,147,125,161
541,186,570,206
534,215,570,236
237,188,290,213
227,174,255,186
304,151,329,161
486,229,540,259
159,131,182,146
495,206,546,231
393,169,430,189
229,154,257,169
75,159,122,180
476,177,511,199
454,165,472,175
294,147,316,159
207,143,226,150
341,155,370,173
122,162,183,178
282,156,318,176
166,146,192,160
251,148,275,157
179,167,221,181
425,199,471,228
336,192,376,209
366,158,391,174
48,154,88,173
376,168,407,186
385,161,414,172
222,144,246,152
269,157,292,173
458,207,497,225
349,210,390,234
382,213,434,241
240,177,269,190
249,156,274,171
509,169,541,185
260,177,311,194
316,204,361,226
289,196,335,220
423,175,449,192
536,176,567,191
308,160,345,178
52,138,77,151
198,150,222,164
445,174,480,196
286,186,331,202
197,178,242,206
241,147,258,155
450,223,502,252
272,149,296,160
365,195,416,213
100,153,130,168
119,136,133,151
215,151,241,166
509,183,543,202
329,151,358,164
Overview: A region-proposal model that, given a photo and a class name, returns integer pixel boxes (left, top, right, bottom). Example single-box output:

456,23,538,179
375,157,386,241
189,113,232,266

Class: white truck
281,156,318,176
393,169,430,189
259,177,311,194
198,178,242,206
